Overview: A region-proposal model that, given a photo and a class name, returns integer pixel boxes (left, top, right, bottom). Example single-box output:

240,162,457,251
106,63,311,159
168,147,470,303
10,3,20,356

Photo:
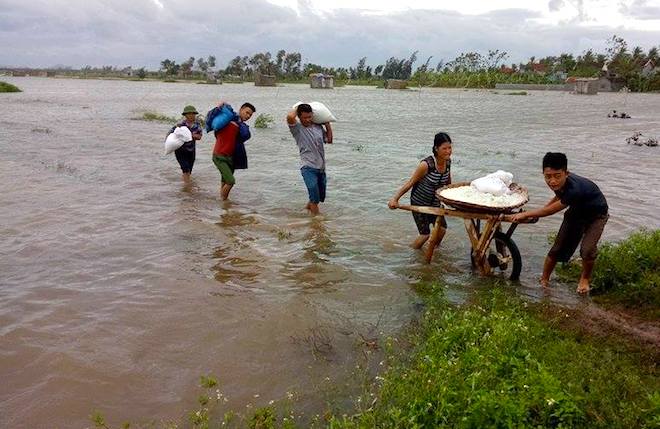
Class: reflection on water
0,77,659,428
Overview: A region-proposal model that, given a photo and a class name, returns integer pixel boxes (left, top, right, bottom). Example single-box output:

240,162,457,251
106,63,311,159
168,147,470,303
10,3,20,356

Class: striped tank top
410,156,451,207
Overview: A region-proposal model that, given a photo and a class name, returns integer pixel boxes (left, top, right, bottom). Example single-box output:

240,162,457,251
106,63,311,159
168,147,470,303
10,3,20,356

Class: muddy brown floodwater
1,78,659,428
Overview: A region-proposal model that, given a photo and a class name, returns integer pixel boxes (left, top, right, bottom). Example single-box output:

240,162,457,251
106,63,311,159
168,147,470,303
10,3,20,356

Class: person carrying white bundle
286,103,334,215
164,105,203,184
292,101,337,124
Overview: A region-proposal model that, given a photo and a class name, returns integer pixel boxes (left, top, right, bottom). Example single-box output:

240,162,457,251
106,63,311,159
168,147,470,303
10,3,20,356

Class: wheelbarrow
396,182,538,280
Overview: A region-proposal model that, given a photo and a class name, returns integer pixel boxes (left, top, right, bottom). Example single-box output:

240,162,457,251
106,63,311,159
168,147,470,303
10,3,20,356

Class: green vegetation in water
353,144,365,152
277,229,292,241
557,229,660,318
505,91,528,95
0,81,21,92
163,78,178,83
255,113,275,129
328,286,658,428
138,111,179,123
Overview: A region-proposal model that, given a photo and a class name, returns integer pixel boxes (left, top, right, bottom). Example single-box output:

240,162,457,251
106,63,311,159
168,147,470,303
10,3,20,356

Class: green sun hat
182,105,198,115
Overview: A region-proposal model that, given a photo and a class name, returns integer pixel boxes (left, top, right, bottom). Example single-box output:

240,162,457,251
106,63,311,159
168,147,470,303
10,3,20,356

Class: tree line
151,35,659,90
46,35,658,91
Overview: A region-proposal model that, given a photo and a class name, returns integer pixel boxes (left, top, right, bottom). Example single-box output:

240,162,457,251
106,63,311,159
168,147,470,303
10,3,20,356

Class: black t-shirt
555,173,608,219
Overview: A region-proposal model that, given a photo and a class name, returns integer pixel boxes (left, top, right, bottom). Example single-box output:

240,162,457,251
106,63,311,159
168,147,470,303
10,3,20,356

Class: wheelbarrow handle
502,214,539,224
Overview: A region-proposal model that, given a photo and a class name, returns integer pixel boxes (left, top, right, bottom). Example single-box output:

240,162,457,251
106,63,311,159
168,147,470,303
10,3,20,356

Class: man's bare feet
539,277,550,288
576,280,590,294
306,202,320,215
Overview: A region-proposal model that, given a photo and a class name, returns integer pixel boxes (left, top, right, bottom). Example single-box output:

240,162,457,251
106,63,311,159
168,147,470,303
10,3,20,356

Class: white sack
164,126,192,155
292,101,337,124
486,170,513,186
471,176,510,196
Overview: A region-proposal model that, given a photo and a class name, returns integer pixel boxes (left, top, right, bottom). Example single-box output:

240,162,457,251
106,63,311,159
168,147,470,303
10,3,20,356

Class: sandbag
164,126,192,155
292,101,337,124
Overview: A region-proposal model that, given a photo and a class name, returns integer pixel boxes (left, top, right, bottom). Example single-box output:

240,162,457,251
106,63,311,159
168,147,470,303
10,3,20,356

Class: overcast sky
0,0,659,69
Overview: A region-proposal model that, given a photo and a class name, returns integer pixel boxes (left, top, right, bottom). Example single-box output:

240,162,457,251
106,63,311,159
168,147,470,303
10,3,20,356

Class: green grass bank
557,229,660,319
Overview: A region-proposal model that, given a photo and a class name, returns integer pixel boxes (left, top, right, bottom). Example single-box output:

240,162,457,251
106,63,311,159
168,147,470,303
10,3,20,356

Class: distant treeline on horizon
3,35,659,91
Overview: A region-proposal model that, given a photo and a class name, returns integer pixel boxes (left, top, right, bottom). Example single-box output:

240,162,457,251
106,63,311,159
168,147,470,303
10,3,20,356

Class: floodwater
1,77,659,428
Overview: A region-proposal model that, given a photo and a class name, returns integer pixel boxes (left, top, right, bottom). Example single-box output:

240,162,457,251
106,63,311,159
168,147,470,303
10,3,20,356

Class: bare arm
388,162,429,209
511,199,566,222
544,195,559,207
286,110,297,125
323,122,333,144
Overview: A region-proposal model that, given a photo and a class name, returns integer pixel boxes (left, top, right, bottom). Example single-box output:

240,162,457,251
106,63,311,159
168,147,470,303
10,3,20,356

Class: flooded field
1,77,659,428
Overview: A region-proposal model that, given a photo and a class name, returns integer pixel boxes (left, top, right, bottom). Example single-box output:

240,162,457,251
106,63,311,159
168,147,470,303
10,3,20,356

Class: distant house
598,67,627,92
529,63,547,75
641,60,659,77
205,72,221,84
254,72,276,87
310,73,334,89
575,78,599,94
385,79,407,89
121,67,133,77
548,71,567,83
499,65,515,75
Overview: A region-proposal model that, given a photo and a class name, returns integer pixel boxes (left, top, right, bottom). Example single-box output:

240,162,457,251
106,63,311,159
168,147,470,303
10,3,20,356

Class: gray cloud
0,0,658,69
548,0,565,11
619,0,660,20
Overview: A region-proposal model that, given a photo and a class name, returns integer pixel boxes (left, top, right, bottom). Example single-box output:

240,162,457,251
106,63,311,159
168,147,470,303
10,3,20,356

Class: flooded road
1,77,659,428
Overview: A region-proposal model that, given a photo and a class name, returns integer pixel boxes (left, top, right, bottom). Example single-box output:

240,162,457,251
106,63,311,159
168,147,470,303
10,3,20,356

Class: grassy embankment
0,81,21,92
92,230,659,428
557,229,660,319
324,288,658,428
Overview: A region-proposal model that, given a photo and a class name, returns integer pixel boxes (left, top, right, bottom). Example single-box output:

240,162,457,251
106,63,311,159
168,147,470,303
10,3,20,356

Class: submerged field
2,78,659,428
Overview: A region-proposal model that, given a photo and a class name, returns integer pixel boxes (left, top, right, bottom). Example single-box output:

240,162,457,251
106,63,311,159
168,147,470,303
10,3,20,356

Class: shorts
412,211,447,235
212,155,235,185
300,166,326,204
549,213,608,262
174,146,195,173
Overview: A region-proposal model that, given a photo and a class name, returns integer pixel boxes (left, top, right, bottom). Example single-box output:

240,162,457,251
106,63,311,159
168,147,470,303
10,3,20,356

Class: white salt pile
440,170,526,208
439,186,526,208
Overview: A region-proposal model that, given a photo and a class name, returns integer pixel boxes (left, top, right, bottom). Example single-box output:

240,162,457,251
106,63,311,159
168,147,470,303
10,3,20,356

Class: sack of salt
486,170,513,186
164,126,192,155
471,176,510,196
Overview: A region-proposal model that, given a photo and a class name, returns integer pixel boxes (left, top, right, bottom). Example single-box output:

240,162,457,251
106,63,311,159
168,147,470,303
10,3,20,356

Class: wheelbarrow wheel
470,231,522,280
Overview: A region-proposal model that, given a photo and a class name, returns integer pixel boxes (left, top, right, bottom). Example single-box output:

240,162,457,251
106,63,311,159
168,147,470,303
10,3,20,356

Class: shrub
0,81,21,92
254,113,274,129
139,111,178,123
